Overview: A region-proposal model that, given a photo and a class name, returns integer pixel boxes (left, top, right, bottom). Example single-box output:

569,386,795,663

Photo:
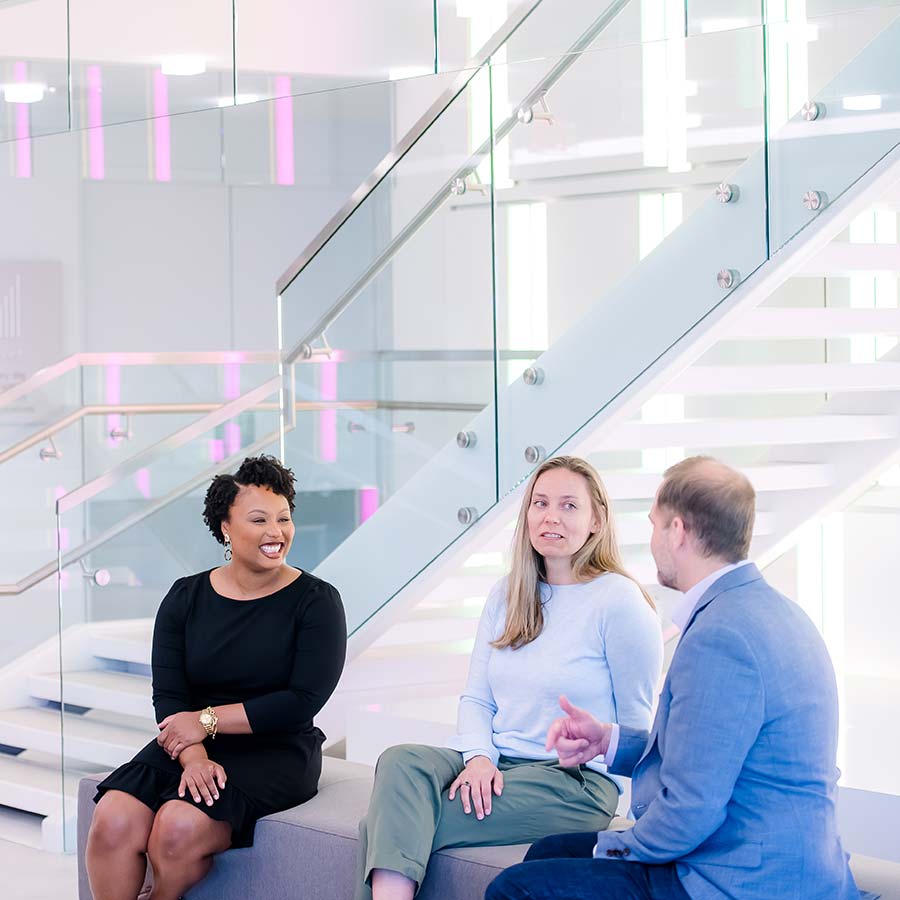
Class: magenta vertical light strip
318,361,338,463
274,76,295,186
135,468,151,499
223,362,240,399
105,364,121,446
13,61,32,179
224,422,242,456
153,71,171,182
359,486,380,524
86,65,105,180
208,438,226,463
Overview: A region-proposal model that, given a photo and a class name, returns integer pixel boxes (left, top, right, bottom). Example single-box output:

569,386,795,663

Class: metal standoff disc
717,268,739,290
802,190,824,211
800,100,821,121
715,183,735,203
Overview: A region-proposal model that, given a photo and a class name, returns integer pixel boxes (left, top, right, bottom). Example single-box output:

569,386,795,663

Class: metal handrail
281,0,630,364
0,350,280,411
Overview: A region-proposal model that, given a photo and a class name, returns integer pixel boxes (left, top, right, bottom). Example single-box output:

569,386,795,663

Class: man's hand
545,695,613,766
157,711,207,759
447,755,504,820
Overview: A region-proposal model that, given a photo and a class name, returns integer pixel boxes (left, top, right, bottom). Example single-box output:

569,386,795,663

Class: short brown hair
657,456,755,563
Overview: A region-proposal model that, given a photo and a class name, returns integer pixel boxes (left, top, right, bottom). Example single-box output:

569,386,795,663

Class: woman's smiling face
222,483,295,571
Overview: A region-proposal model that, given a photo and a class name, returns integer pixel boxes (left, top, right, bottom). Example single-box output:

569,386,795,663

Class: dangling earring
224,536,232,562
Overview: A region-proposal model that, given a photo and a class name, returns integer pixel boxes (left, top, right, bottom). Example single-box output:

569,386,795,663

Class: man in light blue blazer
487,456,863,900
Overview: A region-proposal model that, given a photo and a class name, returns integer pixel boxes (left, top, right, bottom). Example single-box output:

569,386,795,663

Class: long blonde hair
493,456,654,650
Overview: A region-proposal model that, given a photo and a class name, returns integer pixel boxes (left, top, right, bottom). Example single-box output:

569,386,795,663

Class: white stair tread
88,620,154,665
601,463,833,498
736,307,900,338
0,707,153,767
0,750,107,820
669,363,900,395
28,670,153,718
594,415,900,451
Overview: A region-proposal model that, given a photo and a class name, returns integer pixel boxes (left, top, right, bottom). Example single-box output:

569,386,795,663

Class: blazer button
623,849,631,857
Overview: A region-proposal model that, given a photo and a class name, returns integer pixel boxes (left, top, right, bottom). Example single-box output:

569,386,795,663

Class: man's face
649,500,679,591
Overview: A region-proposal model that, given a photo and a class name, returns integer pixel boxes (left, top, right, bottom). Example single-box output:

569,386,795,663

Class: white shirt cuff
603,723,620,767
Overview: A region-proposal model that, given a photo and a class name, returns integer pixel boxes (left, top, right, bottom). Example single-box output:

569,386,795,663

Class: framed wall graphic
0,259,64,390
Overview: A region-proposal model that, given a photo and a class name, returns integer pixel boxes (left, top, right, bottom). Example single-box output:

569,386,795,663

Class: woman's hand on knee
179,760,227,807
448,756,503,820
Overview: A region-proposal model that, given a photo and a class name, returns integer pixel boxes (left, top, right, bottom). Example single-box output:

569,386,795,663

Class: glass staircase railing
275,3,900,641
0,351,280,595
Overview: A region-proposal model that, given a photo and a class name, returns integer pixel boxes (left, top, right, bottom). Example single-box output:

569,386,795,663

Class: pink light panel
224,362,240,400
13,62,32,179
208,438,226,463
225,422,242,456
359,486,380,524
135,468,151,499
153,71,171,182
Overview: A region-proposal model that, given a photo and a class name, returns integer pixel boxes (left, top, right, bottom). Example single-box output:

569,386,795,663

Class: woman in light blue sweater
355,456,663,900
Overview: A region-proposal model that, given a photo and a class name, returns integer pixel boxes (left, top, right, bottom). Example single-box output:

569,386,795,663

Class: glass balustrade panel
491,25,768,492
767,5,900,252
0,0,69,144
278,66,498,634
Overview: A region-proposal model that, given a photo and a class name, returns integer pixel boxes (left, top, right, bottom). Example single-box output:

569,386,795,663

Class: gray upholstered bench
77,758,897,900
76,757,529,900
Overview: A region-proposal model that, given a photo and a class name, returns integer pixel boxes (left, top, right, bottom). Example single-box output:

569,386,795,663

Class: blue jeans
486,832,691,900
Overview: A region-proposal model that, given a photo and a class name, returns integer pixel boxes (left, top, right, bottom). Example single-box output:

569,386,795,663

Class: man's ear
669,515,687,548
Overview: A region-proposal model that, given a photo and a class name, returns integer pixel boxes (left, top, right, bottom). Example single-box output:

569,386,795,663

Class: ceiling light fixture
3,82,46,103
160,55,206,77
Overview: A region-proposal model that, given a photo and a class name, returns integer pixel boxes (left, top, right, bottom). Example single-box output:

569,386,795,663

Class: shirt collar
670,560,754,632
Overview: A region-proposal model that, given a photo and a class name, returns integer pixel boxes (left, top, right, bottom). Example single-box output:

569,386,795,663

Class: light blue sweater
446,573,663,788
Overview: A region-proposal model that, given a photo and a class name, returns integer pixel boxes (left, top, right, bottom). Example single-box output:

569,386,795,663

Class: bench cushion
77,757,529,900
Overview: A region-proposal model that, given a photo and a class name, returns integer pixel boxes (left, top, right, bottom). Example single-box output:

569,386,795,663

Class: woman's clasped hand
157,710,208,759
448,755,505,820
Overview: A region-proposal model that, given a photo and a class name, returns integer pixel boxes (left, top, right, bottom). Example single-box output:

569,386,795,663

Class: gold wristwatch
199,706,218,740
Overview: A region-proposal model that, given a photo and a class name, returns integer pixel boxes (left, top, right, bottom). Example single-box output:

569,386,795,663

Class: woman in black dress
85,455,347,900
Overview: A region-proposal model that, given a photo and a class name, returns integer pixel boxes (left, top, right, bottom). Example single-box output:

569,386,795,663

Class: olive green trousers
355,743,618,900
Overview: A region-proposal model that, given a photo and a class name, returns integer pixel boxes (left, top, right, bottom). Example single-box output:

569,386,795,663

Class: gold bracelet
199,706,218,739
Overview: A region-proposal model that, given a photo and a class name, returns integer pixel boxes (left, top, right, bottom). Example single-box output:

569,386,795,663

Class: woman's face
526,468,600,564
222,484,295,571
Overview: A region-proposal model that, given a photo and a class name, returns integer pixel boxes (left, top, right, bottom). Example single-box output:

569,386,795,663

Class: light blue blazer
595,564,860,899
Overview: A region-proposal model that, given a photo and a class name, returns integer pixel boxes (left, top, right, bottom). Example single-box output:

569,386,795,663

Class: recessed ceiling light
843,94,882,112
3,82,46,104
160,55,206,77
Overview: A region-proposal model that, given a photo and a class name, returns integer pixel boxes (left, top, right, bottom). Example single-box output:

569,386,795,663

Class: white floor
0,838,77,900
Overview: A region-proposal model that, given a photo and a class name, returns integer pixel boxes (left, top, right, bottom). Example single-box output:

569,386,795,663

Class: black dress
94,569,347,848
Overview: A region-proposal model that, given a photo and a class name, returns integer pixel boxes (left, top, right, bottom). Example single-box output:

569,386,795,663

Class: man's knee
525,831,598,861
486,865,530,900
